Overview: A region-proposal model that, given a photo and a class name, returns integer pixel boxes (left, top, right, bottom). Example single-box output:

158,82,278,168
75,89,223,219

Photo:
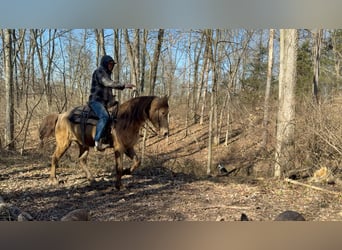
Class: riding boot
94,140,111,152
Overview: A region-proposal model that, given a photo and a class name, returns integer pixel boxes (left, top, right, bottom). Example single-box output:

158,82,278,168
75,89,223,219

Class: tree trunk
149,29,164,95
312,29,323,104
274,29,298,177
262,29,275,149
124,29,138,87
192,33,204,123
4,29,15,150
133,29,140,90
95,29,106,64
200,32,211,125
185,32,192,137
332,30,342,83
141,30,148,94
205,29,216,175
32,29,56,111
113,29,121,102
17,29,27,105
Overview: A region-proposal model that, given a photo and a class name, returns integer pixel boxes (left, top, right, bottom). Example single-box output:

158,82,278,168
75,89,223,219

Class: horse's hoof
88,178,97,186
49,177,59,185
87,176,95,182
115,183,123,191
122,168,131,176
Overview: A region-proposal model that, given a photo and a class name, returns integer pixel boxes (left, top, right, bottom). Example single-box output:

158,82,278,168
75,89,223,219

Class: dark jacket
88,55,124,107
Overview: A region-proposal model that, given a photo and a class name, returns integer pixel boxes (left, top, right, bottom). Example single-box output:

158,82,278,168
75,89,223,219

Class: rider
88,55,134,151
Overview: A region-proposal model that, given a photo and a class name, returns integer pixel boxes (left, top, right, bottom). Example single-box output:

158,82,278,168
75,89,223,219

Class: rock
0,203,24,221
17,212,34,221
240,213,249,221
0,203,11,221
274,210,305,221
61,209,90,221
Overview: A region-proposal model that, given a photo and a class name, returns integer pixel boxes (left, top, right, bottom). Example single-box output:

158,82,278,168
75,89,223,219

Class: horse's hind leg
78,145,94,182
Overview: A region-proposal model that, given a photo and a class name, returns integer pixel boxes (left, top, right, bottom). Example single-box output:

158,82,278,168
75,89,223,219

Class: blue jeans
89,101,109,142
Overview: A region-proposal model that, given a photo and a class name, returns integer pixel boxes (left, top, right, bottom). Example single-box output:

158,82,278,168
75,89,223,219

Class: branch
284,178,341,196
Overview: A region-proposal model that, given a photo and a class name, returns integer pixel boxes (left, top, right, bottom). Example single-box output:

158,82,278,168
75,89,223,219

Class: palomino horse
41,96,169,190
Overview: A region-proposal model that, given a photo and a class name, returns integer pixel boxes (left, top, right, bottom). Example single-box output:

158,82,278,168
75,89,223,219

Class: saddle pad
68,105,98,126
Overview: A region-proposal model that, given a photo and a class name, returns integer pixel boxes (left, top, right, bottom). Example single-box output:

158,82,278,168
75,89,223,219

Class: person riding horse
88,55,134,151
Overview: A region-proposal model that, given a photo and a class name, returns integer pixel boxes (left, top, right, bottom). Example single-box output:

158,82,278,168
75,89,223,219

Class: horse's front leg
122,147,141,175
114,150,124,190
78,145,94,182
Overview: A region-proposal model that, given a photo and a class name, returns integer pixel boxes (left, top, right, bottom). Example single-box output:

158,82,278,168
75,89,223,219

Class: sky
1,0,342,29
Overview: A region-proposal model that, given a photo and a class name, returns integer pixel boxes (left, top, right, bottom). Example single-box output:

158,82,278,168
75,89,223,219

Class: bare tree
192,32,205,123
262,29,275,149
32,29,57,111
312,29,323,104
223,30,252,146
124,29,140,89
185,31,192,136
3,29,15,150
204,29,217,175
140,30,148,94
95,29,106,65
149,29,165,95
331,30,342,83
274,29,298,177
199,31,211,125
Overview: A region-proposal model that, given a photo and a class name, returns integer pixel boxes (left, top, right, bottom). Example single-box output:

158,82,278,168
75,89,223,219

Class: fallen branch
203,205,250,210
284,178,341,196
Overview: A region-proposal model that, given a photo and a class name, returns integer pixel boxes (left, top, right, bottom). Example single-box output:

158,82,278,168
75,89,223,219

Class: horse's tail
38,113,59,147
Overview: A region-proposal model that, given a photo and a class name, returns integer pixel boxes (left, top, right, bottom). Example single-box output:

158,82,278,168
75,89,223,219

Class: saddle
68,103,118,145
68,105,98,126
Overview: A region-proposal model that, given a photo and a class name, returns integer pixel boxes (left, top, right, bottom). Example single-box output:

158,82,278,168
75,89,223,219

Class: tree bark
312,29,323,104
95,29,106,64
124,29,138,87
141,30,148,94
149,29,165,95
262,29,275,149
4,29,15,150
205,29,216,175
274,29,298,177
113,29,121,102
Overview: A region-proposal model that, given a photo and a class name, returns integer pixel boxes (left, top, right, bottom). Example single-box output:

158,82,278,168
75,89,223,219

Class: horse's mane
116,96,168,129
117,96,154,129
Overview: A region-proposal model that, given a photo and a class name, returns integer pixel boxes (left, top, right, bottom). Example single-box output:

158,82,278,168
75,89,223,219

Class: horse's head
149,96,169,137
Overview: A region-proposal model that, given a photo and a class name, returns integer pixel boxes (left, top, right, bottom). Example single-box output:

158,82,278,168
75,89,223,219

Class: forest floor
1,104,342,221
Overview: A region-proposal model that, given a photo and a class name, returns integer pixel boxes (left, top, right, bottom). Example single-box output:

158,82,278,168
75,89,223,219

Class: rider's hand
124,83,135,89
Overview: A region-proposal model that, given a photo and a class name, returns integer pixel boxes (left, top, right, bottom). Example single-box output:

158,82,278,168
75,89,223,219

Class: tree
149,29,165,95
296,38,313,97
312,29,323,104
95,29,106,65
262,29,275,149
124,29,140,89
32,29,57,111
274,29,298,177
3,29,15,150
241,30,268,91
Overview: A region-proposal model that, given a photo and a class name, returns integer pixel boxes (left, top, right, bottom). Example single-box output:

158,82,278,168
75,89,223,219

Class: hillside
1,97,342,221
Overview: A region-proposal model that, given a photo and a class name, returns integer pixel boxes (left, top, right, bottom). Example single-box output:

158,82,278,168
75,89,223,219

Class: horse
41,95,169,190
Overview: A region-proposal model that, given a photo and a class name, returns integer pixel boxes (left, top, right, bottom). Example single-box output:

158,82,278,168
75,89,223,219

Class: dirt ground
1,108,342,221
